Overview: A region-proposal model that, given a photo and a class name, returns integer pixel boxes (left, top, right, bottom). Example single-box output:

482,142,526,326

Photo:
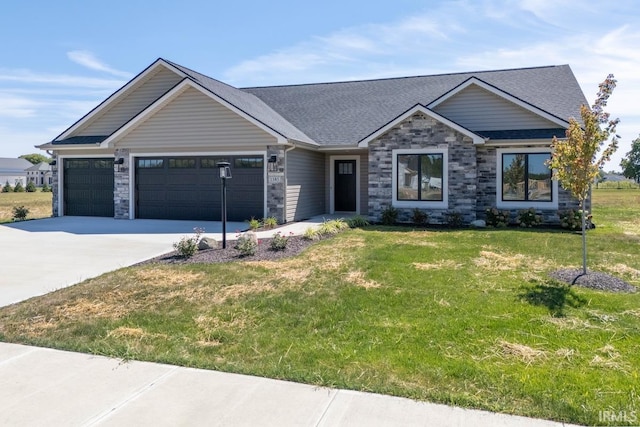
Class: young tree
620,136,640,183
548,74,619,275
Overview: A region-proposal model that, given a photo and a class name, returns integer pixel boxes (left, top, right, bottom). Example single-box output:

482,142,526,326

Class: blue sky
1,0,638,170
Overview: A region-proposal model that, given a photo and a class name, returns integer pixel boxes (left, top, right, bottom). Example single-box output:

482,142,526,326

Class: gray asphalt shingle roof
243,65,587,146
0,158,32,172
50,60,587,148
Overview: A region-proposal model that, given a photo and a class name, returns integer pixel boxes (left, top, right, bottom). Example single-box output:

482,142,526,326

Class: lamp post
217,162,231,248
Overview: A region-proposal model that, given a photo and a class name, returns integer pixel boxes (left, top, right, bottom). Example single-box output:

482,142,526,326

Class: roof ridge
242,64,569,90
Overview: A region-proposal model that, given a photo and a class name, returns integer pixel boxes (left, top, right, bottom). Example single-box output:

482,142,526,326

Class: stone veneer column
367,112,477,224
113,148,130,219
266,146,286,223
51,154,59,217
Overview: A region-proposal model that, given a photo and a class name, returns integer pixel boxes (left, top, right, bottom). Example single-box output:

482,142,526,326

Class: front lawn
1,189,639,425
0,191,52,223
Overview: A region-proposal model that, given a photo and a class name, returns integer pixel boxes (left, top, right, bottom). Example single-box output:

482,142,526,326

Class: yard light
217,162,232,248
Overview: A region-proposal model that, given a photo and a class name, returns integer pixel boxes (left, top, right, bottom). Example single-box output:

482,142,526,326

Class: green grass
0,191,52,223
1,190,639,425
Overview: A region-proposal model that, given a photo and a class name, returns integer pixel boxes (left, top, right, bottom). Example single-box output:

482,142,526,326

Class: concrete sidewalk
0,343,578,427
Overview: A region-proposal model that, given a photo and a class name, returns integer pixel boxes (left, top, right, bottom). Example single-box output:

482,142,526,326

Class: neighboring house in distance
0,158,31,188
38,58,587,223
25,162,52,187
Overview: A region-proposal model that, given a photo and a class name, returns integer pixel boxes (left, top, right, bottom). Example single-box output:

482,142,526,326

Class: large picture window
501,153,552,202
397,153,444,201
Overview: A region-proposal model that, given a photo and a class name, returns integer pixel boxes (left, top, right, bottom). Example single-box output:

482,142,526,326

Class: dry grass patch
473,248,548,273
133,268,205,287
497,340,547,365
607,263,640,280
345,270,381,289
590,345,629,372
107,326,168,341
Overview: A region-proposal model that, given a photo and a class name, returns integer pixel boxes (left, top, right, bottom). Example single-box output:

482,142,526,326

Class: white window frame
496,147,558,210
392,148,448,209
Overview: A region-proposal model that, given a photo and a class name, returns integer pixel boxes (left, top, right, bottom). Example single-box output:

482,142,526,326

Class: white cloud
0,94,39,118
0,68,128,89
67,50,133,79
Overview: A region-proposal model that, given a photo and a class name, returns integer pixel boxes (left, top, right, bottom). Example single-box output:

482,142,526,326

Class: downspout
283,144,296,223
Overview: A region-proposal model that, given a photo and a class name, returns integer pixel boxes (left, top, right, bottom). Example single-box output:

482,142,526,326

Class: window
393,149,448,209
234,157,263,168
502,153,552,202
137,159,164,169
201,158,229,168
64,159,89,169
94,159,113,169
497,148,557,209
397,153,443,201
338,162,353,175
168,158,196,168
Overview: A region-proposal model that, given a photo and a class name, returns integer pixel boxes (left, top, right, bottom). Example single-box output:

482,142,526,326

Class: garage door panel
63,158,114,217
135,156,264,221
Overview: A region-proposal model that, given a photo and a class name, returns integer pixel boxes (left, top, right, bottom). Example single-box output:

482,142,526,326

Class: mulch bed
142,235,320,265
549,268,637,293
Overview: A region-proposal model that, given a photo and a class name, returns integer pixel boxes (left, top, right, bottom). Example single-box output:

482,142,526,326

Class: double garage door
63,156,264,221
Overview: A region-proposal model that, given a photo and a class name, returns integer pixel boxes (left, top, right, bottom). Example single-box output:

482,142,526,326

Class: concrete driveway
0,216,245,307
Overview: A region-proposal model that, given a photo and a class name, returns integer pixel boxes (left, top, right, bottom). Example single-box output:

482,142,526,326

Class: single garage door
135,156,264,221
63,158,115,217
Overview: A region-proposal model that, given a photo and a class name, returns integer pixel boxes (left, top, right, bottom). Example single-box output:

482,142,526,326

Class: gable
65,65,183,139
431,84,561,132
114,86,277,149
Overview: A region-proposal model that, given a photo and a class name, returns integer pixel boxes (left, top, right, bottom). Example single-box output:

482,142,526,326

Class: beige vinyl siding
433,85,558,131
117,87,277,149
286,149,325,222
77,66,183,136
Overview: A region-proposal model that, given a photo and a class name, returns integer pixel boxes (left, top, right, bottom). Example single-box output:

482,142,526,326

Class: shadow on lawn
519,282,588,317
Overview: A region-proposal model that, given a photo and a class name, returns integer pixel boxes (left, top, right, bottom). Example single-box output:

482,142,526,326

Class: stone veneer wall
368,112,477,224
266,145,286,223
114,148,130,219
51,156,59,216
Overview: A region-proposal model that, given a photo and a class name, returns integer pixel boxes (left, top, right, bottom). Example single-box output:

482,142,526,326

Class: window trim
392,148,448,209
496,147,558,210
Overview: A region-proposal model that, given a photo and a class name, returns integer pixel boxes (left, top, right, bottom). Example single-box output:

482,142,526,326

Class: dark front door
334,159,356,212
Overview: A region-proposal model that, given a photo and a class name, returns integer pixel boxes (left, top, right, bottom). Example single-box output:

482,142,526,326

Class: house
0,158,31,188
25,162,52,187
38,58,586,223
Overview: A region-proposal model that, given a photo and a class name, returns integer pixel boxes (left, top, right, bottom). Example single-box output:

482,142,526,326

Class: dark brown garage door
63,158,114,217
135,156,264,221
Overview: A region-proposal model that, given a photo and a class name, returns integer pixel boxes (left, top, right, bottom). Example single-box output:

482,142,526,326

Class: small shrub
302,227,320,240
559,210,593,230
2,181,12,193
235,231,258,256
247,217,261,230
411,208,428,225
317,219,349,235
25,181,37,192
13,181,25,192
41,183,52,192
270,232,292,251
172,227,204,258
262,217,278,229
485,208,510,227
380,206,398,225
445,211,464,228
516,208,543,228
347,215,370,228
12,205,29,221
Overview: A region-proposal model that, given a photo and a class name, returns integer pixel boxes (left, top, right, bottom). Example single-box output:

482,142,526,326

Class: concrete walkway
0,216,580,426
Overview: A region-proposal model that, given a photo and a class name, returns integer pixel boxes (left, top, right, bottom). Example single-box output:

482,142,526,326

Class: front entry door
334,159,357,212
